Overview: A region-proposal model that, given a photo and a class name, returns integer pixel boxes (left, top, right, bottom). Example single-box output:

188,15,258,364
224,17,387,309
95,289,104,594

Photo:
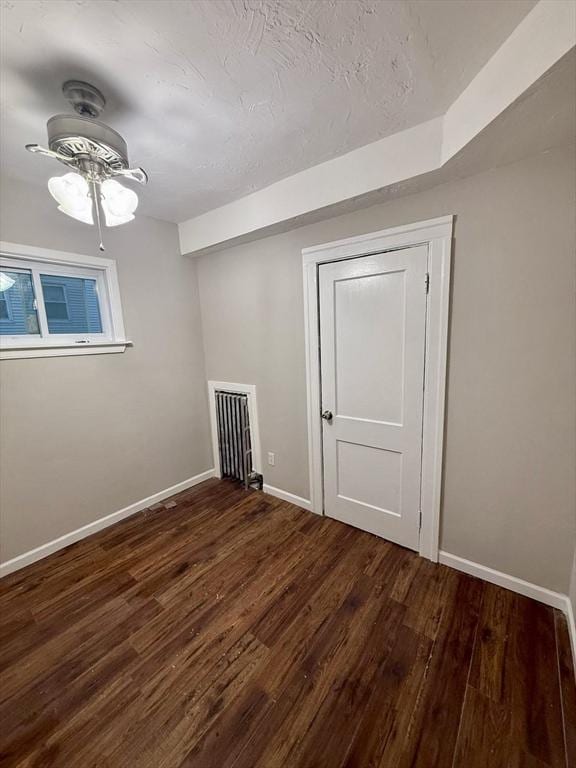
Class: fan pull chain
92,181,105,251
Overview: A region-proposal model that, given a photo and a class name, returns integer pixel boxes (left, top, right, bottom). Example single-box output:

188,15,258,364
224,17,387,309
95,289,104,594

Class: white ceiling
1,0,537,223
286,48,576,236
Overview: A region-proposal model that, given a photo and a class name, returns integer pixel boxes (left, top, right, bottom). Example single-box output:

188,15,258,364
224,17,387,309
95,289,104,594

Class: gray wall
197,145,576,594
2,146,574,595
0,177,212,563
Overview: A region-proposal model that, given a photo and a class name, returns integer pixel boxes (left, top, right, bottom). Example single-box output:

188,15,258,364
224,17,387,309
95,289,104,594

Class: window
0,242,129,360
40,276,104,333
43,283,70,322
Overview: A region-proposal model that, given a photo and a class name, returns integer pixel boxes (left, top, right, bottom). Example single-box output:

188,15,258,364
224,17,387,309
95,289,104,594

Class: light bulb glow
48,173,94,225
100,179,138,227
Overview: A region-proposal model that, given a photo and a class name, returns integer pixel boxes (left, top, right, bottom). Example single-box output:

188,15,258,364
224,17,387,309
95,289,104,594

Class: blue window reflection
40,274,102,334
0,271,40,335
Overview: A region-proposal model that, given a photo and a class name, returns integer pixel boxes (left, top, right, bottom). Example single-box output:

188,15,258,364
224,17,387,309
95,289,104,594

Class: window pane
43,285,66,303
40,274,103,334
0,270,40,336
45,302,69,321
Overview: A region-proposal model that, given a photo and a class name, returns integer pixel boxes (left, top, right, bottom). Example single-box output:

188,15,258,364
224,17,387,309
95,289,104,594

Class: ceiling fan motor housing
47,114,130,175
62,80,106,118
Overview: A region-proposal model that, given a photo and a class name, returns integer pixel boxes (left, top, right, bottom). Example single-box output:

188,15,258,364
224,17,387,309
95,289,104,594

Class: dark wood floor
1,479,574,767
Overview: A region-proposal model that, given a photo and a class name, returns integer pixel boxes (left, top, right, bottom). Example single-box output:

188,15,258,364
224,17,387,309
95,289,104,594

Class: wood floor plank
555,611,576,767
282,594,406,768
453,685,516,768
26,673,142,768
127,527,312,698
254,532,389,697
509,597,566,767
0,480,570,768
397,572,484,768
105,633,269,768
178,682,271,768
402,558,460,641
249,521,355,647
468,581,516,702
1,595,134,705
341,624,433,767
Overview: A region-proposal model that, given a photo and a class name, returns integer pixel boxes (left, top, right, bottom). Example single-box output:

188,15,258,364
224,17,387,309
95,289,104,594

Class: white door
319,246,428,550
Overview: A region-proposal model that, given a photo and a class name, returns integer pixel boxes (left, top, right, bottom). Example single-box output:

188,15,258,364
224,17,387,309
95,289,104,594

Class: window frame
0,241,130,360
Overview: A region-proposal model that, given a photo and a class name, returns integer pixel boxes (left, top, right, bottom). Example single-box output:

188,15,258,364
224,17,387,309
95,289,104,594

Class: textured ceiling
1,0,536,222
274,48,576,244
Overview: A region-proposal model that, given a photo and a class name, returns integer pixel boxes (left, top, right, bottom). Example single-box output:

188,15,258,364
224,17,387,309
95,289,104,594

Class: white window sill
0,341,133,360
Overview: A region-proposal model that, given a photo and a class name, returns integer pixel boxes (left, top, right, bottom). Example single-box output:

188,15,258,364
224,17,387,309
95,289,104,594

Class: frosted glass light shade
0,272,16,292
48,173,94,225
100,179,138,227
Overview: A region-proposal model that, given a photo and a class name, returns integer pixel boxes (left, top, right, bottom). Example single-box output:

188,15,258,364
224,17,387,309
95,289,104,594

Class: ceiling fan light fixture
100,179,138,227
48,173,94,225
26,80,147,250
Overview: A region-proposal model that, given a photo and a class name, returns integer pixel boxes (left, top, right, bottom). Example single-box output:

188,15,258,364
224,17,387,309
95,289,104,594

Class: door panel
335,270,405,424
319,246,427,550
336,442,402,514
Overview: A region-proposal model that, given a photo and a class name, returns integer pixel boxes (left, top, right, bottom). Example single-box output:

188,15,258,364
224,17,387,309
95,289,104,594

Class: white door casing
302,216,453,561
319,246,428,550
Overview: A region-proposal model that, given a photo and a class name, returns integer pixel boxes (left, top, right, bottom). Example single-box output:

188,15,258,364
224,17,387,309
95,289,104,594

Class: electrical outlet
267,452,276,466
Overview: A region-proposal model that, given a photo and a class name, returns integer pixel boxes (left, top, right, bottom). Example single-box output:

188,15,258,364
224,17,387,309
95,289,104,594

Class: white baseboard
263,484,315,513
0,469,215,578
439,551,568,610
440,550,576,668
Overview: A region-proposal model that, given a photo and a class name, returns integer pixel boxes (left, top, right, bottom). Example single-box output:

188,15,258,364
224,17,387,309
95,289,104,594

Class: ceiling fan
26,80,148,251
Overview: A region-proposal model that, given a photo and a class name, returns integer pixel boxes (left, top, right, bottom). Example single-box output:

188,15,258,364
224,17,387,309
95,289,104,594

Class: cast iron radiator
215,390,262,489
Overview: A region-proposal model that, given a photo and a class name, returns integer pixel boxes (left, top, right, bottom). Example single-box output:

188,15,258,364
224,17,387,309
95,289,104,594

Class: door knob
321,410,333,422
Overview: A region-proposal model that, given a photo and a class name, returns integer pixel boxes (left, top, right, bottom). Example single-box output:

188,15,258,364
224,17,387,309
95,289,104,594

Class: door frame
302,216,453,561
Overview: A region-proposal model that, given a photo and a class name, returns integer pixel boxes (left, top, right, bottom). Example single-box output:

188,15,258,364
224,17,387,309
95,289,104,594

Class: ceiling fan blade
25,144,76,168
111,167,148,185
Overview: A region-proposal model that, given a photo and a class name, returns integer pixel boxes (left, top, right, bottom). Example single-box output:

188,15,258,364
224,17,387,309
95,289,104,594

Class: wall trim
301,215,453,261
263,484,314,513
303,216,453,562
0,469,215,578
1,342,131,360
